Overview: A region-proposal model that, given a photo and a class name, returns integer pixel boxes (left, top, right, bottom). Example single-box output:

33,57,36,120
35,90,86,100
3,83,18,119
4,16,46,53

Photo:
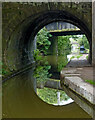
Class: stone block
64,77,95,104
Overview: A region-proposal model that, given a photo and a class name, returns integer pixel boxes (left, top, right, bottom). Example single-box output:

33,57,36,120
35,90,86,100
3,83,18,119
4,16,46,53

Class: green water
2,68,92,118
2,55,93,118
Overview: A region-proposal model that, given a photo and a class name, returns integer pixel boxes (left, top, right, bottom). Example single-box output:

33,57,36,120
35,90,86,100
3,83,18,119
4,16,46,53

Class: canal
2,55,93,118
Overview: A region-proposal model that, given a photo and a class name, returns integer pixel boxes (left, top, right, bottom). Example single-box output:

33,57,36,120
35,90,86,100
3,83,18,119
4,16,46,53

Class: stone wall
2,2,92,75
92,2,95,66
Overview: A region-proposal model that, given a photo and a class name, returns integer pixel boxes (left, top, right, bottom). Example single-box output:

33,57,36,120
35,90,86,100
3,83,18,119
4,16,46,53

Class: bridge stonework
2,2,92,73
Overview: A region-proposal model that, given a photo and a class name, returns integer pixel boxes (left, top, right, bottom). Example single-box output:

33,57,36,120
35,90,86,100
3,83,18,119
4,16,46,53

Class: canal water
2,55,93,118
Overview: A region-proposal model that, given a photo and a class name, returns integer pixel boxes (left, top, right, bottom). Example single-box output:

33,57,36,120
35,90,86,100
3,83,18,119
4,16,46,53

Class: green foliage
76,54,83,59
37,87,69,104
57,56,68,72
77,35,89,49
71,56,75,60
33,49,52,85
33,49,42,62
36,27,52,55
34,64,51,85
71,35,79,40
33,28,53,85
52,36,72,71
70,54,83,60
86,55,88,60
34,28,72,84
57,36,71,56
85,80,95,86
0,61,10,76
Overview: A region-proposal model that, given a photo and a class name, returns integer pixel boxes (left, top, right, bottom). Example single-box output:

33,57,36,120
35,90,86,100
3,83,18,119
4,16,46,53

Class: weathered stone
92,2,95,66
45,79,62,90
2,2,92,76
64,74,81,77
63,86,95,118
63,76,95,105
61,68,77,74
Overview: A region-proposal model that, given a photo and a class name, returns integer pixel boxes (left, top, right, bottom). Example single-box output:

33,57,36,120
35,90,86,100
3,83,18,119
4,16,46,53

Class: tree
57,36,71,56
75,35,89,49
36,27,52,55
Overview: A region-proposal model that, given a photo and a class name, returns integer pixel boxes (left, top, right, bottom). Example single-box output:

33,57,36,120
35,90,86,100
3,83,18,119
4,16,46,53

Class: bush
36,27,52,55
33,49,52,85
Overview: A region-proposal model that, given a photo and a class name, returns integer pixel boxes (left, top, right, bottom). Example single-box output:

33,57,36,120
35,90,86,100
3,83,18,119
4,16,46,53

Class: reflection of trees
33,53,52,88
37,87,70,105
33,28,71,105
33,27,53,87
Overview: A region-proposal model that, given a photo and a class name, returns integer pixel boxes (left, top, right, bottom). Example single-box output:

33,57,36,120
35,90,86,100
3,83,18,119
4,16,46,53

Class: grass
85,80,95,86
71,56,75,60
70,54,83,60
76,54,83,59
86,55,88,60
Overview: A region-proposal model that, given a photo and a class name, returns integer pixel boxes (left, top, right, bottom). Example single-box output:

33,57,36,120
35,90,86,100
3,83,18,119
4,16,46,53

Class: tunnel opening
32,20,91,106
5,10,92,73
2,6,94,118
24,11,91,106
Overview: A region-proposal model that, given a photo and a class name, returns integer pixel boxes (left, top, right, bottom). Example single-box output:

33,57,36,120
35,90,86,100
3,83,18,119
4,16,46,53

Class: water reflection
32,54,94,118
37,87,74,106
33,54,73,106
2,53,93,118
2,67,92,118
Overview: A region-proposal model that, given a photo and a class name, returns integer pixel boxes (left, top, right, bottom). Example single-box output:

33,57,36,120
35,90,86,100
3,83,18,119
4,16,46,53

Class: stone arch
5,10,92,71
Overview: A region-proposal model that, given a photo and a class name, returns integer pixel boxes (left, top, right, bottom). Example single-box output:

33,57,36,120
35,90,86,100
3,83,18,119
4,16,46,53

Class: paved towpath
66,54,91,67
66,54,93,80
60,54,95,104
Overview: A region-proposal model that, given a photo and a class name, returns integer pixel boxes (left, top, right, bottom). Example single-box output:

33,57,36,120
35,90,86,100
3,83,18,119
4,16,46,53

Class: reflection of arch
6,10,92,70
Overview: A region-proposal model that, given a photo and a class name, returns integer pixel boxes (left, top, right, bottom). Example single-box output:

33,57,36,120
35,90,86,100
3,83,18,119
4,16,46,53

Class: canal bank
61,76,95,105
63,85,95,118
60,64,95,105
2,55,93,118
2,67,92,118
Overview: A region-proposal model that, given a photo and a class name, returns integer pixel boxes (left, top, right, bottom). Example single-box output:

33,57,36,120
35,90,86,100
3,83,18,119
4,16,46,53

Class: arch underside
6,10,92,71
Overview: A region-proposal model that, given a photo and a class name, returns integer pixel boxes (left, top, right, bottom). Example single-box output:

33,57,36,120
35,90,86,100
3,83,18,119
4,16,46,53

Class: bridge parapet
45,22,78,31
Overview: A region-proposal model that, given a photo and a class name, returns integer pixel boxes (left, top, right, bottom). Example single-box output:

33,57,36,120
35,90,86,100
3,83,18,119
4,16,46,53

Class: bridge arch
5,10,92,71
